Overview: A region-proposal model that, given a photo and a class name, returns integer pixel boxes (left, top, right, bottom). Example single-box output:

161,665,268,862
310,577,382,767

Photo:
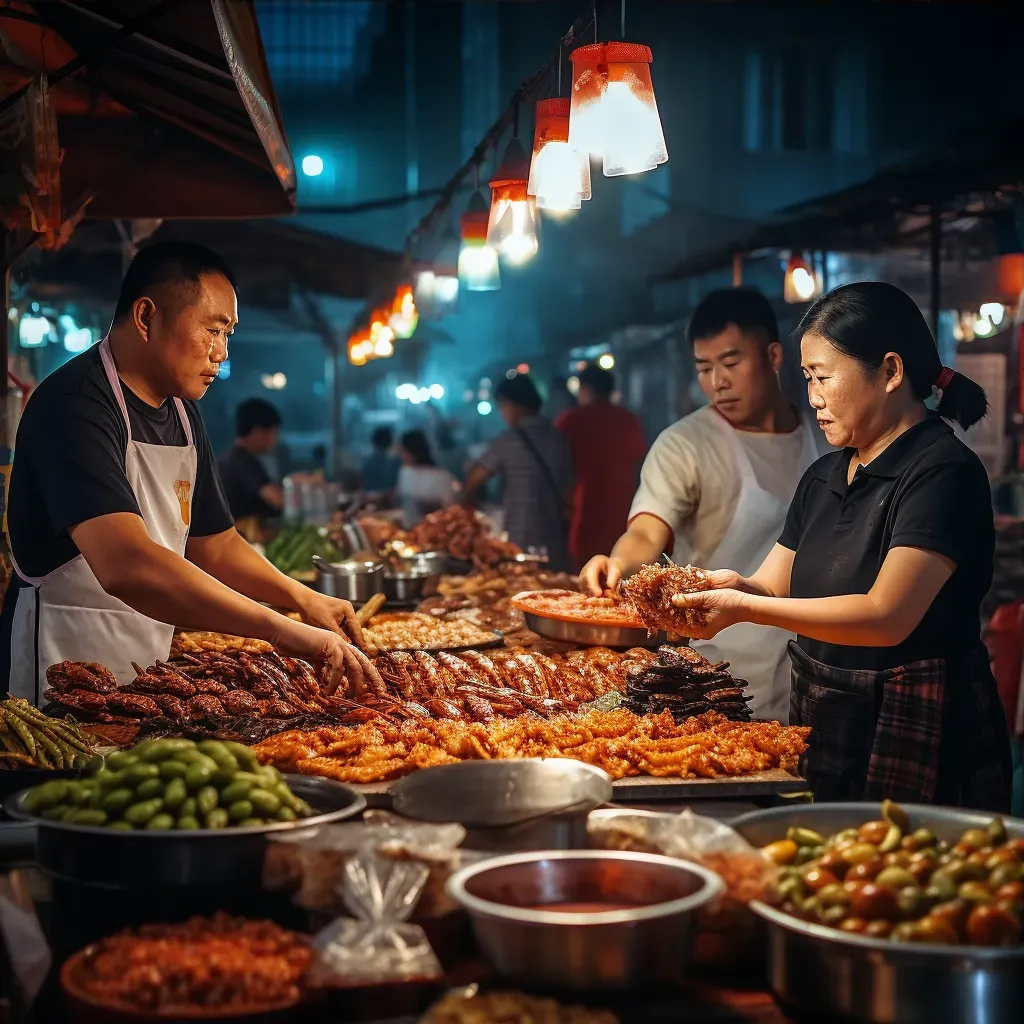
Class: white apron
9,338,197,704
684,407,818,723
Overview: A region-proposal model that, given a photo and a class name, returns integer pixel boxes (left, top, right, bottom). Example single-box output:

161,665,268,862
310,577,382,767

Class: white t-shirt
629,405,828,565
397,465,460,527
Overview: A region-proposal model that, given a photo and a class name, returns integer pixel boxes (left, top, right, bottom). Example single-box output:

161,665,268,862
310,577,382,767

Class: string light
527,98,590,213
488,136,539,265
783,254,821,304
459,189,501,291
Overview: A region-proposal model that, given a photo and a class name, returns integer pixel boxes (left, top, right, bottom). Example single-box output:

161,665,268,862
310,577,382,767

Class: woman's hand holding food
270,617,380,697
670,586,751,639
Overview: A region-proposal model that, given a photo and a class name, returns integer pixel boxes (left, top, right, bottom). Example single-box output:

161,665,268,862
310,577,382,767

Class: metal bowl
313,555,384,603
521,609,666,648
383,571,437,604
386,550,448,576
390,758,612,851
5,774,366,889
447,849,725,990
732,803,1024,1024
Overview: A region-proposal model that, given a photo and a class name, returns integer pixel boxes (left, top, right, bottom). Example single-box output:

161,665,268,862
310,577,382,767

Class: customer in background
218,398,283,523
361,426,401,494
396,429,460,527
556,364,647,569
463,374,573,571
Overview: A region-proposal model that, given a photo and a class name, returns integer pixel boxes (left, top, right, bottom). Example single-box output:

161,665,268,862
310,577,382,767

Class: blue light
219,359,231,380
477,400,492,416
301,154,324,177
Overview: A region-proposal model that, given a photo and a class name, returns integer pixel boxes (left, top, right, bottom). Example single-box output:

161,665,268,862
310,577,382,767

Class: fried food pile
423,991,618,1024
362,505,522,565
171,631,273,657
43,651,368,725
621,563,711,633
253,708,810,784
364,612,498,652
624,645,753,722
369,645,655,724
72,913,312,1013
512,589,644,627
419,562,578,632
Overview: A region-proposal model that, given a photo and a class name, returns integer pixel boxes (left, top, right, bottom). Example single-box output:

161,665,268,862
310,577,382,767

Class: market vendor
0,242,378,703
673,282,1012,810
582,288,826,722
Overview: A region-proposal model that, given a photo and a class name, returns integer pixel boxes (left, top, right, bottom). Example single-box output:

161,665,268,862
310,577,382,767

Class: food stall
1,504,1022,1023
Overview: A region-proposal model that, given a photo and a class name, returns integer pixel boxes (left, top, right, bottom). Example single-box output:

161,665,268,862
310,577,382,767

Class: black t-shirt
217,446,276,521
2,345,233,613
779,415,993,671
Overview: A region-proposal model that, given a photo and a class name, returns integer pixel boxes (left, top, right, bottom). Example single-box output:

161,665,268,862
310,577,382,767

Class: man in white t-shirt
582,287,828,722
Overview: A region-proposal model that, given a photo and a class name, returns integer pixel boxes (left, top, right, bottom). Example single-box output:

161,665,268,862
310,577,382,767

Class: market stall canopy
0,0,296,241
651,115,1024,284
18,218,405,307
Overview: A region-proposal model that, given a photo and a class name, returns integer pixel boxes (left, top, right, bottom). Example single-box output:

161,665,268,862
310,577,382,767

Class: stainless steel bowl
447,849,725,990
390,758,612,852
387,550,448,576
732,803,1024,1024
383,571,435,604
313,555,384,603
5,774,366,889
521,609,666,648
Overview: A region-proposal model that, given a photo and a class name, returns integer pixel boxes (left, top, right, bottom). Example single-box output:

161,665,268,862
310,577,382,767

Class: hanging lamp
527,97,591,214
783,254,821,304
569,42,668,176
459,188,501,291
389,283,418,339
348,328,371,366
488,136,539,265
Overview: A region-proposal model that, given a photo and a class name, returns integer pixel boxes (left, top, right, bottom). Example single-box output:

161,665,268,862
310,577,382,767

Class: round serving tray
519,608,665,649
5,774,365,889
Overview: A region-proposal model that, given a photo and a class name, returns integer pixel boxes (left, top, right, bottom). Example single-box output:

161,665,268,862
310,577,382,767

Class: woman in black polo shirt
674,282,1011,810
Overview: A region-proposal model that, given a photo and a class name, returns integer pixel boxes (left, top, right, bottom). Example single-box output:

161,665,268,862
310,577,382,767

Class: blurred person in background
581,287,826,722
463,374,573,570
556,364,647,569
397,430,460,526
218,398,283,523
361,426,400,495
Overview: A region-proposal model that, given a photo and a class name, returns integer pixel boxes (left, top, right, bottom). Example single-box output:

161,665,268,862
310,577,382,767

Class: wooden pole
732,253,742,287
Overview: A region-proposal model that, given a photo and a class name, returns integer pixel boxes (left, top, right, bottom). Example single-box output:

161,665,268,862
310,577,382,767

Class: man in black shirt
219,398,284,522
2,242,377,701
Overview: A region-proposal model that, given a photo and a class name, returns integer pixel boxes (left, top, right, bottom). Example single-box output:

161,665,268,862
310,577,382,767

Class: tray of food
61,912,313,1020
732,801,1024,1024
364,612,504,653
510,590,667,647
5,736,366,887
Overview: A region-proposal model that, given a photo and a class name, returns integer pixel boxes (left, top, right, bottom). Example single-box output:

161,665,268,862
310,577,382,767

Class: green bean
31,728,64,769
4,710,36,759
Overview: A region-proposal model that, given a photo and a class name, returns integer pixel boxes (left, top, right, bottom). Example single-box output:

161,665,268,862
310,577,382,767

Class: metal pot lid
390,758,613,827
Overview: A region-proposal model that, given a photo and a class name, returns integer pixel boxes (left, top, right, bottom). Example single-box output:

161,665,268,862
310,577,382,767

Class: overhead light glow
567,375,581,396
488,138,539,265
783,255,821,304
18,314,51,347
528,98,590,213
980,302,1006,326
301,154,324,177
505,369,518,380
974,316,993,337
598,353,615,370
428,384,444,400
262,372,287,390
517,363,530,374
462,389,475,402
417,387,431,402
396,383,417,400
459,191,501,291
477,400,492,416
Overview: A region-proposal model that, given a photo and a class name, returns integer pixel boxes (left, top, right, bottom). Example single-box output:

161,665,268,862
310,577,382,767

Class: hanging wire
557,45,562,96
621,0,626,39
593,0,598,42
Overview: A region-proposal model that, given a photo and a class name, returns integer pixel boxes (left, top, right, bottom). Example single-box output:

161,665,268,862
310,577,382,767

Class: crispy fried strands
621,563,711,633
74,913,313,1012
254,709,810,785
365,613,496,651
512,589,645,627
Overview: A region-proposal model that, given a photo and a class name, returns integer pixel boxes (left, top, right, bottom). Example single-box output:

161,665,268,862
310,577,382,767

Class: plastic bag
264,811,469,918
308,851,443,987
588,808,776,965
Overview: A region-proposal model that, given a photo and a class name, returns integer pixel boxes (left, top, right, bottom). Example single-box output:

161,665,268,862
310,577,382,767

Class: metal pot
386,550,447,576
732,803,1024,1024
447,850,725,990
382,571,436,605
389,758,612,852
313,555,384,603
5,775,366,889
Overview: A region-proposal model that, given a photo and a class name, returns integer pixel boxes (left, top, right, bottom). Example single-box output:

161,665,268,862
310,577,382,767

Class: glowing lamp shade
528,98,591,213
488,138,539,265
459,192,500,291
348,329,371,366
569,42,668,177
389,284,418,339
783,255,821,304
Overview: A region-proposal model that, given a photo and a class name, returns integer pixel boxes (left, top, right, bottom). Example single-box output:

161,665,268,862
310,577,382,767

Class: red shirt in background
555,401,648,569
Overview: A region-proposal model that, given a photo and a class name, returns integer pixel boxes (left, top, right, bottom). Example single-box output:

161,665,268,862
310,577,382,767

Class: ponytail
935,368,988,431
799,281,990,432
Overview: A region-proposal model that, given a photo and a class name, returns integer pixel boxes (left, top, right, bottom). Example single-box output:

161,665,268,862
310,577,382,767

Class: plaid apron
789,640,1011,811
